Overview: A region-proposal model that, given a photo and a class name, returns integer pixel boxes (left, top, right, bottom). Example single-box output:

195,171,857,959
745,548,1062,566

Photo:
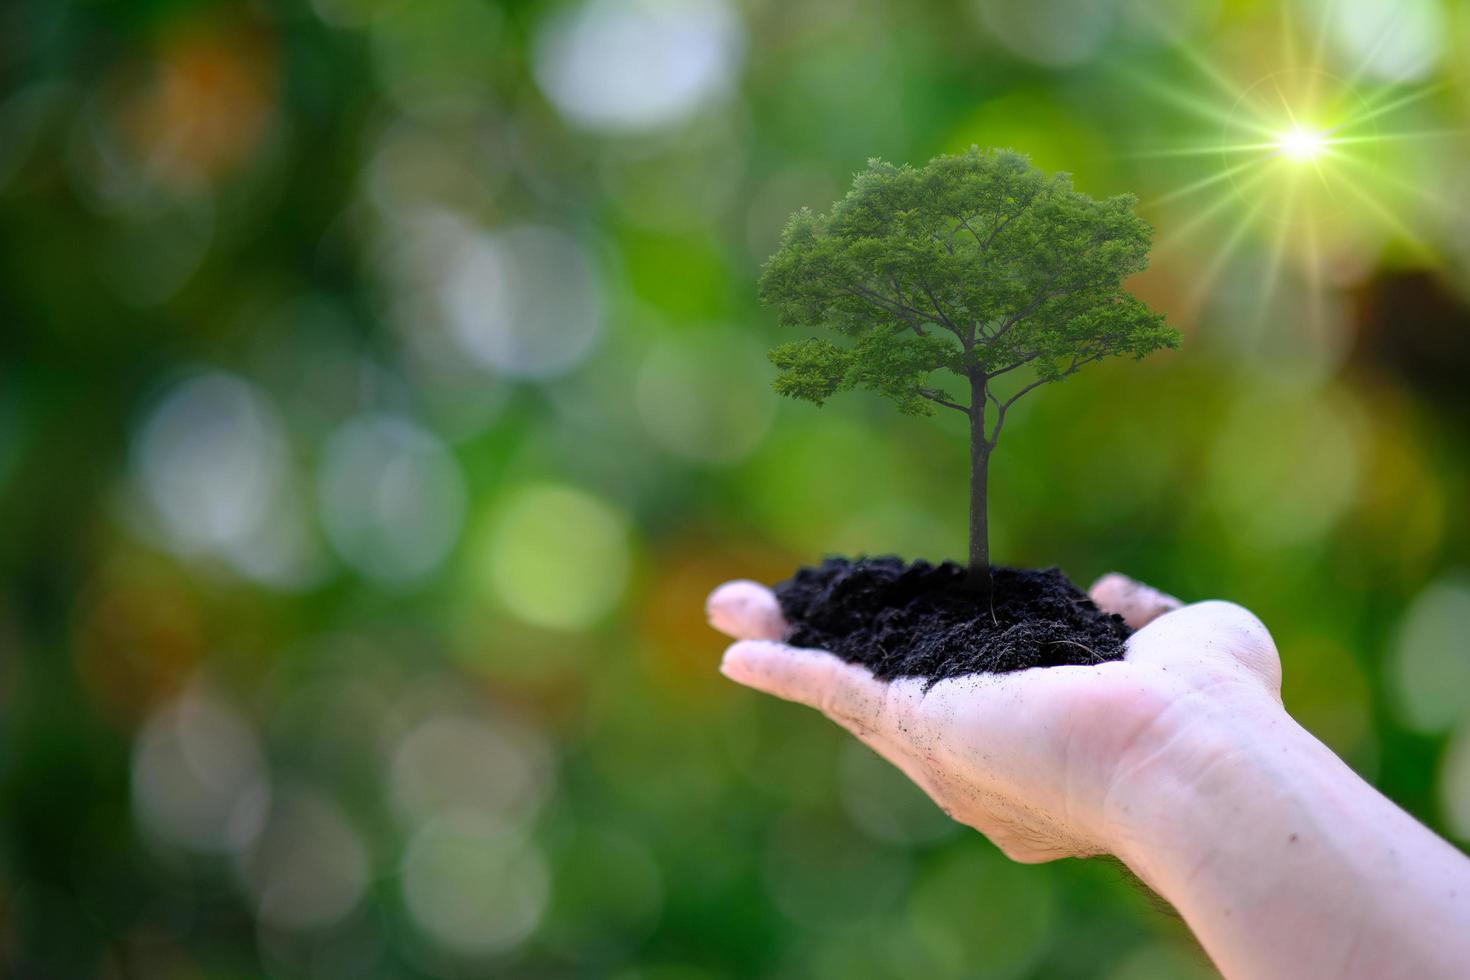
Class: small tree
759,147,1179,593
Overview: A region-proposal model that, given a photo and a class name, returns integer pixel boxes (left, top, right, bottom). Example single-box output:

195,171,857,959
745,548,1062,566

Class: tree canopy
759,147,1179,578
760,147,1179,448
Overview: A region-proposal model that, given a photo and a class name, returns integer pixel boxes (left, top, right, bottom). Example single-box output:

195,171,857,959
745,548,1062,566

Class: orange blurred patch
1279,632,1374,757
73,558,202,728
1126,261,1198,338
113,17,278,191
1341,380,1445,582
634,533,795,703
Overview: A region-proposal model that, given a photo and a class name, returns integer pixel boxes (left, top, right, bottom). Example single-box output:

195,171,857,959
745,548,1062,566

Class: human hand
707,573,1284,865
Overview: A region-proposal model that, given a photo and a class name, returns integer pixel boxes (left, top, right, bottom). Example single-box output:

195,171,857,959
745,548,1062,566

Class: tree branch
918,388,971,416
999,373,1054,412
984,351,1042,381
950,174,1059,258
987,276,1066,342
980,184,1043,252
916,273,963,337
890,277,931,332
843,284,938,332
984,351,1107,446
952,212,987,250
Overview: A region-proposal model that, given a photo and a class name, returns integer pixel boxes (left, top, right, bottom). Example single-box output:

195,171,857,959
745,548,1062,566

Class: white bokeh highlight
1325,0,1444,83
441,224,605,379
134,371,287,557
238,786,370,933
132,681,271,855
533,0,744,134
1440,718,1470,842
974,0,1115,67
401,812,549,958
131,371,324,589
1389,576,1470,734
390,714,554,830
318,413,466,586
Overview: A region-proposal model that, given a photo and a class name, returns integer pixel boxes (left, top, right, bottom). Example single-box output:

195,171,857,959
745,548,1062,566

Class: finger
1126,600,1281,698
1089,572,1182,630
722,640,940,795
706,580,788,641
720,640,900,737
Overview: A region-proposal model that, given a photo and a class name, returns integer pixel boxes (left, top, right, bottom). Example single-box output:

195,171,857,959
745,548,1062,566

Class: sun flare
1118,6,1462,332
1276,125,1328,161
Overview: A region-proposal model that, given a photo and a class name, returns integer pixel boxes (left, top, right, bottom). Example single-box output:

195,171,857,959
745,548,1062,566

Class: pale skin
707,574,1470,979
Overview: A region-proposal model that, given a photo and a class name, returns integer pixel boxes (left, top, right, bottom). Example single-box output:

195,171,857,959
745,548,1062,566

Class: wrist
1096,685,1298,881
1093,688,1470,980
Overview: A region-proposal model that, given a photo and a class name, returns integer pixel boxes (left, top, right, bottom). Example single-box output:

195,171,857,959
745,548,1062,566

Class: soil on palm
774,556,1130,683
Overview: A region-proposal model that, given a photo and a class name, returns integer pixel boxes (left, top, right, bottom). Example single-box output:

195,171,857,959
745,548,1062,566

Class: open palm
707,573,1282,864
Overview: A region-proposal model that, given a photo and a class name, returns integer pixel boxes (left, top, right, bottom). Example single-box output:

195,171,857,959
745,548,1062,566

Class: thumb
1089,572,1182,629
1126,600,1282,700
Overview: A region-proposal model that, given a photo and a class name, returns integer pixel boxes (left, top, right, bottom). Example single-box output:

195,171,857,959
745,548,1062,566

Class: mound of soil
774,556,1130,683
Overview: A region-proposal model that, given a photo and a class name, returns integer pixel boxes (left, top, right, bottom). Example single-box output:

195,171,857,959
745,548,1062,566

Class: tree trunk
968,374,992,595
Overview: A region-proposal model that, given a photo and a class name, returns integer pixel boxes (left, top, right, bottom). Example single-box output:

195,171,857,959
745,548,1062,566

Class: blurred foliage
1,0,1469,977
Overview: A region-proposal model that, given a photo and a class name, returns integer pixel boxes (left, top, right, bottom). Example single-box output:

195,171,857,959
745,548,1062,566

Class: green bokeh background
2,0,1469,976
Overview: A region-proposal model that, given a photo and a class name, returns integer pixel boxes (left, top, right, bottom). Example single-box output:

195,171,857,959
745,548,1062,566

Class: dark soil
774,556,1130,683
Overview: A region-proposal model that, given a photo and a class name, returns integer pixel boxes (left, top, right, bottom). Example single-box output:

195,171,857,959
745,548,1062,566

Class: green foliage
12,3,1455,973
769,333,956,416
759,147,1180,442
